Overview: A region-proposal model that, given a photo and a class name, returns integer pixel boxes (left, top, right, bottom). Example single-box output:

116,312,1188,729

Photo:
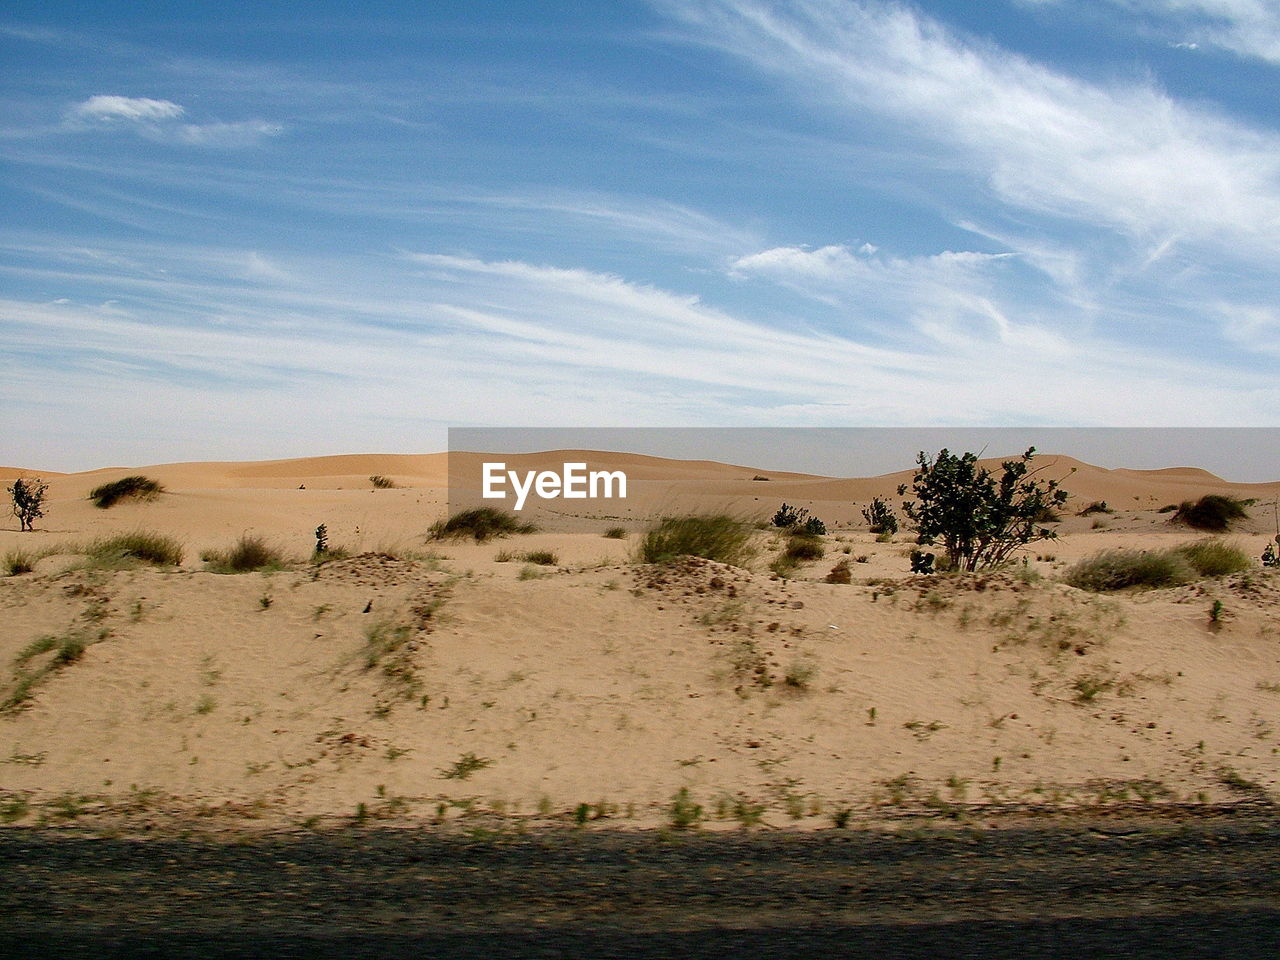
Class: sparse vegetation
4,547,46,576
825,558,853,584
1066,539,1251,591
1077,501,1112,516
88,531,183,567
1173,494,1249,532
369,475,396,489
669,787,703,829
1064,548,1194,591
861,497,898,534
900,447,1068,572
429,507,536,542
440,752,491,780
202,534,284,573
3,625,109,713
636,514,754,566
89,475,163,509
520,550,558,566
7,477,48,532
1173,538,1252,577
603,527,628,539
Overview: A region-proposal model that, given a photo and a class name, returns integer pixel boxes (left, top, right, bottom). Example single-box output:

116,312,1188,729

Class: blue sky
3,0,1278,470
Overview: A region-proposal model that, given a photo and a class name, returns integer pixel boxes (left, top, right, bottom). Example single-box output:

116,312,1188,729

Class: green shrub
901,447,1069,572
636,514,754,566
429,507,536,542
603,527,628,539
861,497,899,534
1173,494,1249,532
1064,548,1194,591
88,531,183,567
1173,539,1252,578
7,477,48,532
202,534,284,573
89,476,163,509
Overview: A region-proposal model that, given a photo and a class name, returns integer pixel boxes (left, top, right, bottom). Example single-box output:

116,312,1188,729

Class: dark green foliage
89,531,184,567
89,475,163,509
899,448,1069,572
861,497,898,534
637,514,754,566
7,477,48,532
801,516,826,536
772,503,804,528
203,534,283,573
771,503,825,535
429,507,536,542
1173,494,1249,531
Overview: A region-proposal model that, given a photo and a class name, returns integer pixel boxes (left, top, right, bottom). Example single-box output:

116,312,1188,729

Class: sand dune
1,450,1277,832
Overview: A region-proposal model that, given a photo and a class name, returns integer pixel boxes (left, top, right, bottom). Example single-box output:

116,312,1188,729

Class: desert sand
1,450,1278,832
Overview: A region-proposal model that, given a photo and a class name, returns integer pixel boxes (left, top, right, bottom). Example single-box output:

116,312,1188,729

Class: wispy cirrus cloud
68,94,184,124
663,0,1280,261
1023,0,1280,65
63,93,282,147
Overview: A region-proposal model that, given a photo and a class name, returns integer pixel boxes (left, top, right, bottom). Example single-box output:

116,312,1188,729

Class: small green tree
8,477,49,532
898,448,1068,572
861,496,898,534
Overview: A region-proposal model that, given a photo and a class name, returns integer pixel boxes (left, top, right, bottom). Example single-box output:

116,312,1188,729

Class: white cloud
68,95,184,124
63,94,281,146
665,1,1280,260
1029,0,1280,64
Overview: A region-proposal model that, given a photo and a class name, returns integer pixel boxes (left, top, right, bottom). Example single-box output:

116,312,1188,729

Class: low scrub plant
636,514,754,566
88,531,183,567
603,527,628,539
369,475,396,489
1064,548,1193,591
429,507,536,542
89,476,163,509
202,534,284,573
1173,539,1252,578
520,550,558,566
1173,494,1249,532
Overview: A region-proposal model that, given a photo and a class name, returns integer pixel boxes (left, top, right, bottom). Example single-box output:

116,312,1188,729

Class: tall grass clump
5,548,46,576
1173,494,1249,532
429,507,536,542
636,514,755,566
87,531,183,567
1064,548,1193,592
89,476,163,509
1173,539,1252,578
202,534,285,573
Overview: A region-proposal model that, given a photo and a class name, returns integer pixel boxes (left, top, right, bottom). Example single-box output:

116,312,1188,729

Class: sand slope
1,451,1277,830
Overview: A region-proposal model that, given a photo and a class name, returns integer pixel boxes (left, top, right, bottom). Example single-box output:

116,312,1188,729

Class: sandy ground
1,451,1278,832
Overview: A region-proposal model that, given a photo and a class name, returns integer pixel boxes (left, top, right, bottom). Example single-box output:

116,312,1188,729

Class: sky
2,0,1279,471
